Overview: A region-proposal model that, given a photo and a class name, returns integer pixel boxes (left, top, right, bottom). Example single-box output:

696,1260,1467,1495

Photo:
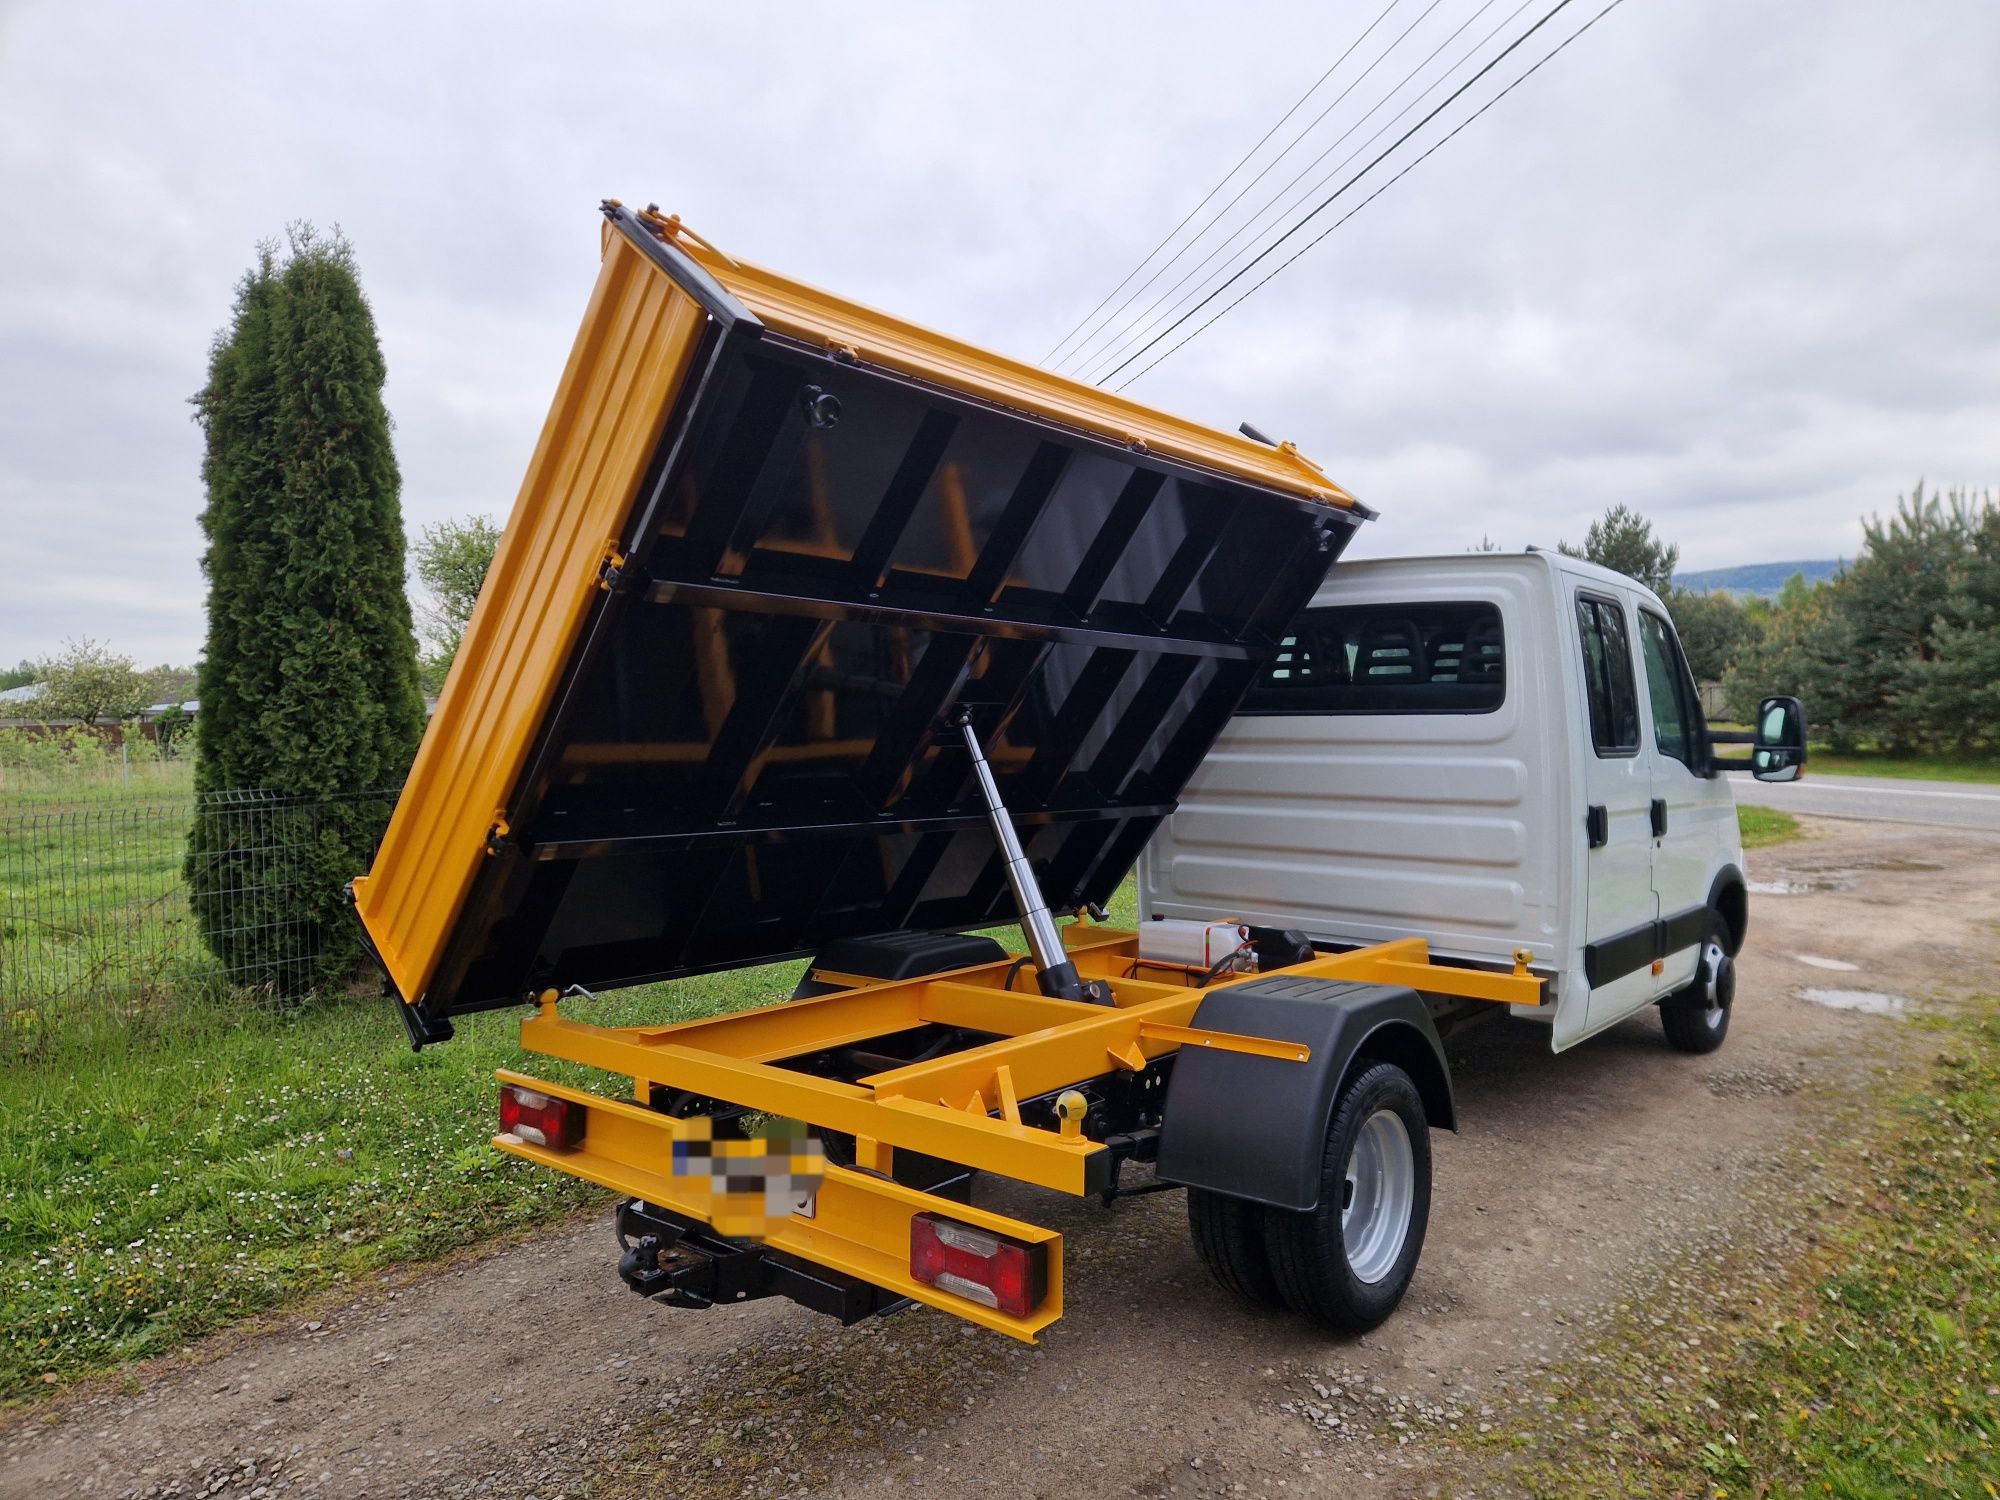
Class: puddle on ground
1747,877,1846,896
1848,858,1944,873
1792,953,1860,972
1797,987,1909,1017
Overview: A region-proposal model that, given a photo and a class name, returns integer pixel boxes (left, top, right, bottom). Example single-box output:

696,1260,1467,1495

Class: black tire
1188,1187,1283,1306
1262,1061,1431,1334
1660,911,1734,1054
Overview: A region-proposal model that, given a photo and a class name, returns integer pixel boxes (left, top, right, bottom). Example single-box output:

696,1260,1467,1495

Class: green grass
1488,1006,1999,1498
1807,750,2000,785
2,777,219,1052
1737,804,1800,850
0,747,195,811
0,964,808,1401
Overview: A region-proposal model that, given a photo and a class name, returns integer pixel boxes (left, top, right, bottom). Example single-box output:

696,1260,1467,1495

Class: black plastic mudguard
1154,977,1453,1212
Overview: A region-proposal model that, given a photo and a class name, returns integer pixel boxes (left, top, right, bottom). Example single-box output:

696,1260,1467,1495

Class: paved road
1735,769,2000,831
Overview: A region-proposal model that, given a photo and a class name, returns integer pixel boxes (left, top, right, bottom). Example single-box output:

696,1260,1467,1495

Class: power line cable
1058,0,1453,378
1094,0,1608,389
1040,0,1406,368
1076,0,1522,385
1111,0,1634,390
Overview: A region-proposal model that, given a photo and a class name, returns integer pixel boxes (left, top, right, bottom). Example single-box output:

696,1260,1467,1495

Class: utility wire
1055,0,1437,377
1077,0,1521,386
1111,0,1633,390
1041,0,1406,370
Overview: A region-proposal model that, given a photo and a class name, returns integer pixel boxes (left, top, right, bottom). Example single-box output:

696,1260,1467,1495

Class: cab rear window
1238,602,1505,715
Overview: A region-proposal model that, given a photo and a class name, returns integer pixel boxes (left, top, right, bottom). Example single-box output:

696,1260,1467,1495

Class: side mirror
1751,695,1806,782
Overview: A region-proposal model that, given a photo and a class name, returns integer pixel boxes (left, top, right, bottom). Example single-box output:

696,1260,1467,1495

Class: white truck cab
1141,551,1803,1053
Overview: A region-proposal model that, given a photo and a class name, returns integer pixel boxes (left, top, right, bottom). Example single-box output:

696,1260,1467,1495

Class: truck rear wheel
1263,1061,1431,1333
1660,911,1734,1054
1188,1188,1283,1306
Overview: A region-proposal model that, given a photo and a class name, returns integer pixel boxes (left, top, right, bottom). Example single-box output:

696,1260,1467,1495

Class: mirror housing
1708,694,1808,780
1751,695,1807,782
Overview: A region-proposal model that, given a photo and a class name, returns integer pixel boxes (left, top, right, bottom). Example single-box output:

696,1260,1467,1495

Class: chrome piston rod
956,715,1095,1002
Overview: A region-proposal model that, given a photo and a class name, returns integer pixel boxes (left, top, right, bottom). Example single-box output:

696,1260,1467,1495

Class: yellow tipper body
352,204,1355,1020
350,223,708,1008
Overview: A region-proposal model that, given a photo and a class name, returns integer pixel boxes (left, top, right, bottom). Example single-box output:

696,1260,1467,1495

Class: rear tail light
499,1084,582,1150
909,1212,1047,1319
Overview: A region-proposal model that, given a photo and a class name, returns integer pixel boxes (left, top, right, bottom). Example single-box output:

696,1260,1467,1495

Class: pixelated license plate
670,1117,826,1239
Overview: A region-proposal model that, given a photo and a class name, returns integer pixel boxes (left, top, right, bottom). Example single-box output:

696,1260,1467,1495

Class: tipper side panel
351,233,709,1010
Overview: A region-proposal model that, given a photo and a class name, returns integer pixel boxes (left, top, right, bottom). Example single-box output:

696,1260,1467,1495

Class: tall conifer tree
188,226,424,994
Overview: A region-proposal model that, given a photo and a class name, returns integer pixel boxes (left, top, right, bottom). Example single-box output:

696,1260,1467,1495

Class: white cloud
1,0,1994,666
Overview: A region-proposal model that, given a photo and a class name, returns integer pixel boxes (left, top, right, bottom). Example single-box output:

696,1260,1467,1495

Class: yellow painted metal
515,931,1540,1193
353,229,709,1008
519,1009,1104,1194
1264,939,1548,1006
1135,1022,1311,1063
491,1069,1061,1341
497,928,1547,1335
619,984,928,1062
633,210,1353,510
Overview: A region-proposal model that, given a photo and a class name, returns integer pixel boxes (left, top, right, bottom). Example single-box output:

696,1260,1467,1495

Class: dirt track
5,816,1994,1500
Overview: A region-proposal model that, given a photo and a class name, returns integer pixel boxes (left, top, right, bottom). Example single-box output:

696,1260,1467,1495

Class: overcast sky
2,1,1995,667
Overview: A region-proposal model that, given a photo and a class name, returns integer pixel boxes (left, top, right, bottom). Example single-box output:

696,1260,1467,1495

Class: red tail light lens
909,1212,1046,1319
499,1084,582,1150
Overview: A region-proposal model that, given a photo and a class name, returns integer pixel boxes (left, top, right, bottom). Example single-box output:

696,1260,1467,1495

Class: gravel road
5,816,1994,1500
1735,768,2000,830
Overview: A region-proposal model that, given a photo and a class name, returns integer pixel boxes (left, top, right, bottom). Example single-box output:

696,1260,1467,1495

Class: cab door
1635,604,1730,991
1572,588,1659,1032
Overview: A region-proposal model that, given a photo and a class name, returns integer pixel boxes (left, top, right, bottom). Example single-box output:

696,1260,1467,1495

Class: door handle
1586,804,1608,849
1650,798,1667,838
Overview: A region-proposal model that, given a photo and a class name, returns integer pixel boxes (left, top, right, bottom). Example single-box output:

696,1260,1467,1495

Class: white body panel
1139,552,1745,1051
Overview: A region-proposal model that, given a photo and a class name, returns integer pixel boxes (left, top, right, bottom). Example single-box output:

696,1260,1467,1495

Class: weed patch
1463,1006,1998,1497
1737,804,1800,850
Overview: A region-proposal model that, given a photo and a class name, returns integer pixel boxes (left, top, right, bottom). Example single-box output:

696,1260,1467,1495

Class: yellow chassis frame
495,925,1543,1341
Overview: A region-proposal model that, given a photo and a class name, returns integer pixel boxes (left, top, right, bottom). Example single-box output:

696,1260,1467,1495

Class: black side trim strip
1584,902,1713,988
1583,918,1655,989
1658,903,1709,957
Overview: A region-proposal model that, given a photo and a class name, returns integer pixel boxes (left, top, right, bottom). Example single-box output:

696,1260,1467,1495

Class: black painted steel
414,326,1364,1029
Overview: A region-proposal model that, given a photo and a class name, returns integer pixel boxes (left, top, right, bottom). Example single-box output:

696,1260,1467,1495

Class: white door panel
1636,605,1727,991
1574,589,1660,1033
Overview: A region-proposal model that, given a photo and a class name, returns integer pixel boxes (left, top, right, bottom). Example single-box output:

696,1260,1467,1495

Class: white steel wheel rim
1342,1108,1415,1285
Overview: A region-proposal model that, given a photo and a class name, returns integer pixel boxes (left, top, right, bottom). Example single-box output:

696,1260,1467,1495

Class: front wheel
1262,1061,1432,1333
1660,911,1734,1054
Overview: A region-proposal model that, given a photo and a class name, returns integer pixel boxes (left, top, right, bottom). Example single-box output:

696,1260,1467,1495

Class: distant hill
1674,559,1844,599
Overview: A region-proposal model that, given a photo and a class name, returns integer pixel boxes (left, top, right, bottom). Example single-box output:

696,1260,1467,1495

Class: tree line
2,639,196,725
1722,485,1997,754
1551,490,1997,754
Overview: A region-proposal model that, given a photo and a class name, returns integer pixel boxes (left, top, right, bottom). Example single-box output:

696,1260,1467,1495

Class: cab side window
1239,601,1505,715
1575,594,1639,756
1637,608,1701,772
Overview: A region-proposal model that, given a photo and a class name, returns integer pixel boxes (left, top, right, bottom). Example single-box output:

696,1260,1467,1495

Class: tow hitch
613,1199,911,1325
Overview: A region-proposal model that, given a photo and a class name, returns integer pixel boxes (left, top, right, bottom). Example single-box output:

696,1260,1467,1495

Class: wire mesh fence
0,787,397,1053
